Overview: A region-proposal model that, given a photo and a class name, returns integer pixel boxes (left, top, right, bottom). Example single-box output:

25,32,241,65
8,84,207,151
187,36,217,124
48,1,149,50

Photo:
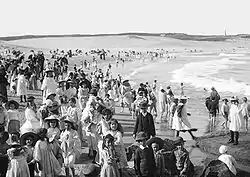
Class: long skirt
6,157,30,177
100,164,120,177
8,120,20,134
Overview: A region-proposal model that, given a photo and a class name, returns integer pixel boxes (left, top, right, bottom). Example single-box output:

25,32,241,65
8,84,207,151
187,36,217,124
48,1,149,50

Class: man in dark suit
133,101,156,140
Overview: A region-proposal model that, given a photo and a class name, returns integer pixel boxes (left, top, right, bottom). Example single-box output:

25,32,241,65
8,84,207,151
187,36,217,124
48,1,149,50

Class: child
0,131,10,177
218,145,237,176
221,98,230,130
173,137,194,177
107,119,128,175
86,122,98,163
0,94,7,131
100,134,120,177
33,128,62,177
6,100,21,134
104,94,115,114
151,143,166,177
78,82,89,111
16,67,28,103
21,132,38,177
134,132,156,177
6,142,30,177
60,118,81,177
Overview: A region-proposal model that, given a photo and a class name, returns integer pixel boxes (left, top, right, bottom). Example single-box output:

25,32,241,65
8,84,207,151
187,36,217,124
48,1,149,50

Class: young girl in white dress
107,119,128,174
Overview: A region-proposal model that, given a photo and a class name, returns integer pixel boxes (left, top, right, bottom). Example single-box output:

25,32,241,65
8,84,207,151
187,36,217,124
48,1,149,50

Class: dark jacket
133,112,156,139
134,146,156,177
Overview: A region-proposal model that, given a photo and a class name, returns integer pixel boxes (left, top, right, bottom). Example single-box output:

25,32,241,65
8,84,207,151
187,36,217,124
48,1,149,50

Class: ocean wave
170,57,250,95
219,53,245,57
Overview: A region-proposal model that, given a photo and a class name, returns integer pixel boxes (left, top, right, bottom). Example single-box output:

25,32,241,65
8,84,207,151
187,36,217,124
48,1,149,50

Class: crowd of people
0,46,247,177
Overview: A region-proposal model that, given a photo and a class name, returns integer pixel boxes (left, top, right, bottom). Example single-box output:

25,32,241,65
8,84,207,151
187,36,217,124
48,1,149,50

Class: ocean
6,36,250,140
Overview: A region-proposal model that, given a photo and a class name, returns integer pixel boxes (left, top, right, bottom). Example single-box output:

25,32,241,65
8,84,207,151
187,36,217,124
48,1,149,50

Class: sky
1,0,249,37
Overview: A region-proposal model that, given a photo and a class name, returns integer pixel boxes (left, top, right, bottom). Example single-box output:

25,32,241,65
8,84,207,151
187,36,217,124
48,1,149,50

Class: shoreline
2,40,250,176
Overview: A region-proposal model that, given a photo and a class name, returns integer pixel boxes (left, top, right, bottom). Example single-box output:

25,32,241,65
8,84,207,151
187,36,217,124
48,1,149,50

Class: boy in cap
134,132,156,177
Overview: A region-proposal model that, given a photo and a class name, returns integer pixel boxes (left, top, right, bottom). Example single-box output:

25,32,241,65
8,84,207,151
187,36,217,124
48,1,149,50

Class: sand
2,35,250,176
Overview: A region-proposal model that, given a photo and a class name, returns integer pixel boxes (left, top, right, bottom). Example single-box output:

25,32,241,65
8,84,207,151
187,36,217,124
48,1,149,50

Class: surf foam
170,57,250,95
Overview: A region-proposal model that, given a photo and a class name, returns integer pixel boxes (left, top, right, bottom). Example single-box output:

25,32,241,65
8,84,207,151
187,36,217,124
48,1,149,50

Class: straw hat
5,100,19,109
64,117,76,130
45,68,54,73
135,132,147,141
20,132,38,146
44,115,60,121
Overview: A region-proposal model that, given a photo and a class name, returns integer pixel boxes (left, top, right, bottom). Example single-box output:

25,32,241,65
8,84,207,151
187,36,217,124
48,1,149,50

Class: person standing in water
180,83,184,96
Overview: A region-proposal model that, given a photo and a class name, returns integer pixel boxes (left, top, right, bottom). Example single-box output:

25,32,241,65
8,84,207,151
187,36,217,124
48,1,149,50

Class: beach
2,34,250,176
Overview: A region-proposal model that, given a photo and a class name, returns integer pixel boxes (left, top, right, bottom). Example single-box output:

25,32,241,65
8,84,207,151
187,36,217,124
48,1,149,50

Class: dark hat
146,137,165,149
58,80,66,84
101,108,112,116
103,134,115,142
48,102,59,112
5,100,19,109
89,88,98,95
0,94,7,102
46,92,56,99
174,137,186,145
20,132,38,146
135,132,147,141
139,101,149,109
81,163,101,176
230,96,239,102
0,131,9,142
222,98,228,102
27,96,36,102
37,128,47,138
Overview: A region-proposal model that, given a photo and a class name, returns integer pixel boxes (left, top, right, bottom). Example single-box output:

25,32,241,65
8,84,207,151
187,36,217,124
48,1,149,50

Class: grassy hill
1,33,250,42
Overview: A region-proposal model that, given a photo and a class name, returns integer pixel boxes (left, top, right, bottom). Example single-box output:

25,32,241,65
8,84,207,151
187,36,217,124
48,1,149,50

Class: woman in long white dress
16,68,28,102
41,69,57,104
172,96,196,139
20,101,41,134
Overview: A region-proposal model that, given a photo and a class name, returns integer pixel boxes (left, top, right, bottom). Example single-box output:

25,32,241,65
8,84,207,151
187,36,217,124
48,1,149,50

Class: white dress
229,104,245,132
16,74,27,96
20,108,41,134
172,103,192,131
41,76,57,103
